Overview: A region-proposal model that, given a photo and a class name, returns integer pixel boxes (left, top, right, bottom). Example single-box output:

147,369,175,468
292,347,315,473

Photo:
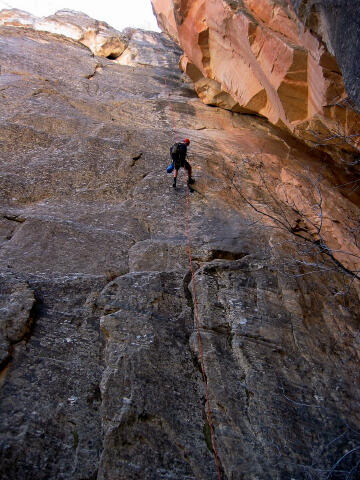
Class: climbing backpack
170,142,182,158
170,142,185,170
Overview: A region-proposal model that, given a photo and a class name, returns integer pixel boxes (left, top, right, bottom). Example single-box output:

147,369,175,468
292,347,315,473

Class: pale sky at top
0,0,160,31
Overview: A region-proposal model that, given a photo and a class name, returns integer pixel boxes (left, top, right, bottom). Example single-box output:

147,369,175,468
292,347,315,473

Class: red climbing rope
164,79,179,142
185,183,222,480
164,77,222,479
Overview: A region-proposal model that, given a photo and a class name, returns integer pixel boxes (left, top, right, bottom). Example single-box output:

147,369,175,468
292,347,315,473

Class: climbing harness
164,78,222,480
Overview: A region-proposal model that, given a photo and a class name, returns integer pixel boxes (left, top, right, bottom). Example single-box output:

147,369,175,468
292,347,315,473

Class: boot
172,178,177,188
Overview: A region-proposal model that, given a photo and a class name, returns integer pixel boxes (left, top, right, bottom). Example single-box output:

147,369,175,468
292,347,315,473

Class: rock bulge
151,0,360,147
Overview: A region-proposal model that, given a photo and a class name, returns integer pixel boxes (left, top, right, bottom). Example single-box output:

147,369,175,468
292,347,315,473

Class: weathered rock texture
0,8,360,480
0,8,128,58
151,0,360,147
289,0,360,112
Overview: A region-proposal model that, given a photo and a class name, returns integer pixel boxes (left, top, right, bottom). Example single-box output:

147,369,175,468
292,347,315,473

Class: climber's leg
185,161,194,185
173,168,178,188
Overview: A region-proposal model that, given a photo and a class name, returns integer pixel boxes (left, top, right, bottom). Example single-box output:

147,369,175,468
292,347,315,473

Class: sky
0,0,160,31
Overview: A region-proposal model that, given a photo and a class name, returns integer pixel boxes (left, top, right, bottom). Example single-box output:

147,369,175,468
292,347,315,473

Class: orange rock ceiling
151,0,360,146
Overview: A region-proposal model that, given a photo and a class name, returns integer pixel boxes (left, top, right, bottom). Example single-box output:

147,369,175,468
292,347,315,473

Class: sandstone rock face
0,11,360,480
0,8,128,58
151,0,360,147
289,0,360,112
117,29,183,68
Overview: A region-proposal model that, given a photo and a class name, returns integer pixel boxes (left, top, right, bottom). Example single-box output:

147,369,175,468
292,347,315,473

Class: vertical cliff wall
0,7,360,480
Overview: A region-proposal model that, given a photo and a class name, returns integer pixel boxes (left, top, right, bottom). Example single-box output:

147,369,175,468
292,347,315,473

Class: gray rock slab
0,16,359,480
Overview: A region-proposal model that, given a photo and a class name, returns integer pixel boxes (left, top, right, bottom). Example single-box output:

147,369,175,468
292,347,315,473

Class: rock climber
170,138,195,190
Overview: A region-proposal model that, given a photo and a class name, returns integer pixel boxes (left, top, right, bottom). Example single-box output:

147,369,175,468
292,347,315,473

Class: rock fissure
3,214,26,223
86,63,102,80
0,345,12,374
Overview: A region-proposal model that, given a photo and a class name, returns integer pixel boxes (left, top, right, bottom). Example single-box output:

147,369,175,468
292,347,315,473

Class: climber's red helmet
183,138,190,145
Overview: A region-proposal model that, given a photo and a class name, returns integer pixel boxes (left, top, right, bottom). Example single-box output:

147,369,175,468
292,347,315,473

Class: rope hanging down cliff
164,79,222,480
